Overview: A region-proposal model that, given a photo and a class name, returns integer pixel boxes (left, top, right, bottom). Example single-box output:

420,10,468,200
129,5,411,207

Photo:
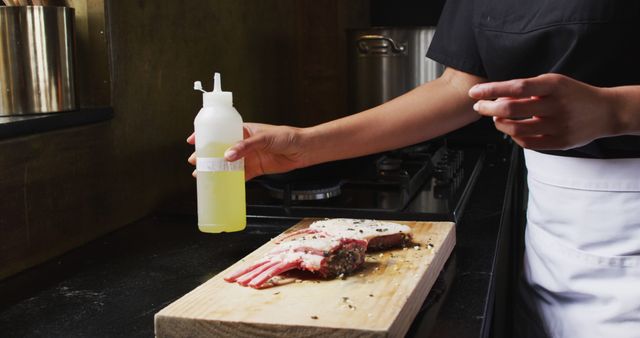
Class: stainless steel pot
0,6,76,116
348,27,444,113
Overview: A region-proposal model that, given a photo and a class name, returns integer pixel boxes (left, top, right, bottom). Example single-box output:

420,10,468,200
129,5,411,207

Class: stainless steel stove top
246,141,484,222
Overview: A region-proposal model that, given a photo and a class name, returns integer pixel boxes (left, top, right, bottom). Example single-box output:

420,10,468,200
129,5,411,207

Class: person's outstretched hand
187,123,308,180
469,73,623,150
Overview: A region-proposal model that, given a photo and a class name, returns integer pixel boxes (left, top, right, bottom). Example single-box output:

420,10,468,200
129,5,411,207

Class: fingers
189,122,266,145
469,74,564,99
187,138,196,177
188,152,196,178
224,124,263,162
474,96,550,119
225,133,269,162
493,116,549,137
493,117,573,150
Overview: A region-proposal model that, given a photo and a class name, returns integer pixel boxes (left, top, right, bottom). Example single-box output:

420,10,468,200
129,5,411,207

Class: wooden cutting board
155,219,455,338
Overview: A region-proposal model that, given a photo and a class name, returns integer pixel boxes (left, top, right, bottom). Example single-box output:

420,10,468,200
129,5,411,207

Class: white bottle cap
194,72,233,107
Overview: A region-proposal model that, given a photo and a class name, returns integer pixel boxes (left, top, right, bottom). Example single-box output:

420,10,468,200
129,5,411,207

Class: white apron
516,149,640,338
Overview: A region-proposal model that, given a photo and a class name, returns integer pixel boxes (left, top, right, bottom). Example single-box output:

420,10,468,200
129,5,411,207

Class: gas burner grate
260,180,344,201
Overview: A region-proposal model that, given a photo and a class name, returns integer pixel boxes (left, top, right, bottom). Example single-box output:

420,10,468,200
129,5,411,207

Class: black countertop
0,145,515,338
0,108,113,140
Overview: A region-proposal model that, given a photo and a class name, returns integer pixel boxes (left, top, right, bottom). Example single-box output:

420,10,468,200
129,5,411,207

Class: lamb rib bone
225,234,367,289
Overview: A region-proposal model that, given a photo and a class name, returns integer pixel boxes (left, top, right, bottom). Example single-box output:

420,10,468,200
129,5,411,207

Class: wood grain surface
155,219,455,338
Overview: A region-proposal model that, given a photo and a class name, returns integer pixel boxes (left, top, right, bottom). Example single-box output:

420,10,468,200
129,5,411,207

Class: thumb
224,132,269,161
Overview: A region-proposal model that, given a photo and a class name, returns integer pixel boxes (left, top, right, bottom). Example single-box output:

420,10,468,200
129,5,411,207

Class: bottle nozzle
213,73,222,92
195,72,233,107
194,81,206,93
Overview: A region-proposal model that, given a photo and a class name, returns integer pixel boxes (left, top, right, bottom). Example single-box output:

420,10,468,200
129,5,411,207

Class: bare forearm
223,73,640,180
607,85,640,136
302,70,482,165
300,69,485,166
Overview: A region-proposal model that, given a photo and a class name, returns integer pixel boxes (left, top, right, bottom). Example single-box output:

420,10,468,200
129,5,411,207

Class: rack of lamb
225,219,413,288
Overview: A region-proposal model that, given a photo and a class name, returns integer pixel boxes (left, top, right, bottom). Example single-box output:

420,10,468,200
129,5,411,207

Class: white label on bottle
197,157,244,172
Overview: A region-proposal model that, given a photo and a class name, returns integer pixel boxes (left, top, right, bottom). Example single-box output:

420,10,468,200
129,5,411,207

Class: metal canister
347,27,444,113
0,6,76,116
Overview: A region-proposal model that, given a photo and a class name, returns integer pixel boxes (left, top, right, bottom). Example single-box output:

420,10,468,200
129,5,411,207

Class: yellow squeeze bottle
193,73,246,233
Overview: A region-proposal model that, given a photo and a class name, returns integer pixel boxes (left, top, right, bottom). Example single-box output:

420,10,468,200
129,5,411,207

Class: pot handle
356,35,406,55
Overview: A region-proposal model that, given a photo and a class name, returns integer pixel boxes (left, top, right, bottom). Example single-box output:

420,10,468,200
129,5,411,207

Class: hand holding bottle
187,122,309,181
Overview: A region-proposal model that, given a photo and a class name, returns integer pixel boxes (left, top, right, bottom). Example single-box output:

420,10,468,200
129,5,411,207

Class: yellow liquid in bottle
196,142,246,233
